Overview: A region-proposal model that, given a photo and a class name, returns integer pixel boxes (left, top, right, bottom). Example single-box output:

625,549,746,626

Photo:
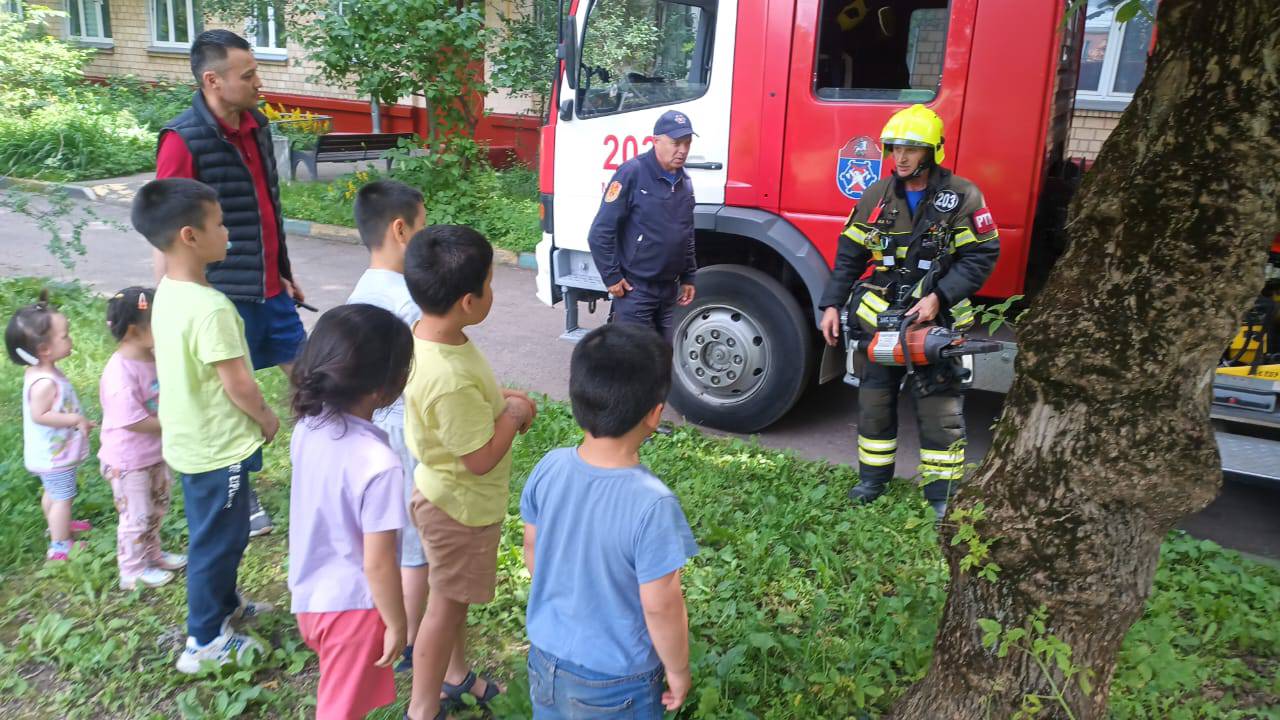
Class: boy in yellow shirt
131,178,280,674
402,225,536,720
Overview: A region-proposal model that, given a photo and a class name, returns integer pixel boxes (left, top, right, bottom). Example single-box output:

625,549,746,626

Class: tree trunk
890,2,1280,718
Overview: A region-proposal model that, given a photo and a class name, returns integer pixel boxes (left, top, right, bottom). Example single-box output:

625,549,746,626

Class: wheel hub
675,305,768,406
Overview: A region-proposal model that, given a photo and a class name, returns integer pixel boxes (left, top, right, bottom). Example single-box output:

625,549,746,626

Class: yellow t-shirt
404,335,512,527
152,277,263,474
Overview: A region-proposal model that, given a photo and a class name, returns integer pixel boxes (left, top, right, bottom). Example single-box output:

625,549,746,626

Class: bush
0,103,155,182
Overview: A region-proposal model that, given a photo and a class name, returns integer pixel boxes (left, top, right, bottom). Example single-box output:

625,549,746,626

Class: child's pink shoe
70,520,92,534
46,550,69,562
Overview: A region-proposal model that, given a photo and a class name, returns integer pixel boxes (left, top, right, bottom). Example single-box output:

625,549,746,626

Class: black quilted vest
159,92,290,302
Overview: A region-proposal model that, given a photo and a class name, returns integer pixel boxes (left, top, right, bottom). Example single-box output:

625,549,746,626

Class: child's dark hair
131,178,220,250
5,289,57,366
290,304,414,423
570,323,672,438
404,225,494,315
353,180,425,249
106,286,155,342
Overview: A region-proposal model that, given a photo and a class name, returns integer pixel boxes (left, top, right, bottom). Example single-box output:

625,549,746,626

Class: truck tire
668,264,814,433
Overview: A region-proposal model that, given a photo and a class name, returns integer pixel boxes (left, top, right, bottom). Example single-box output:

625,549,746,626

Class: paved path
4,193,1277,560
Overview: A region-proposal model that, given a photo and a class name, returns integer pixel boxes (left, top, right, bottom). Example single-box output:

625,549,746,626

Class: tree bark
890,2,1280,718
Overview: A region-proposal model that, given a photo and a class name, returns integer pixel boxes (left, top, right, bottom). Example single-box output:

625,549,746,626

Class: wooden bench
289,132,417,180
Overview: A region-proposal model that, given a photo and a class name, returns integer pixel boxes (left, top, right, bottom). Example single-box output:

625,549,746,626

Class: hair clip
137,293,149,311
15,347,39,365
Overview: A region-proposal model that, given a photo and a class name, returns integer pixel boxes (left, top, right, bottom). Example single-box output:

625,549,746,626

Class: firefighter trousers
853,361,966,504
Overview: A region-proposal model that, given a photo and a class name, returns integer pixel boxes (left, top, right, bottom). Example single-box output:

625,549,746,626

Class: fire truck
533,0,1280,483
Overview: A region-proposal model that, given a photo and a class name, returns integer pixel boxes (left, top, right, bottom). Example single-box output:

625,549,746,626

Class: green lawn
0,278,1276,719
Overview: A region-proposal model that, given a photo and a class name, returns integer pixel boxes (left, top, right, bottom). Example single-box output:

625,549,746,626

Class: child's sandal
441,670,502,709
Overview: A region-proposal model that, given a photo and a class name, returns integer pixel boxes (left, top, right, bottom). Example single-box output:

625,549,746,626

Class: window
151,0,196,48
245,0,287,56
68,0,111,43
815,0,948,102
576,0,716,118
4,0,24,16
1077,0,1154,106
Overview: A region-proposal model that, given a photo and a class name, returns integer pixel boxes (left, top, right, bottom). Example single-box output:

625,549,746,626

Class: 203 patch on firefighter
837,135,881,200
932,189,960,213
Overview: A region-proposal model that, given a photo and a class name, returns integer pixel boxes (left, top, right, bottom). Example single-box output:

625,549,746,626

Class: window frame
811,1,951,104
245,0,287,61
4,0,24,17
1075,0,1153,111
574,0,718,120
66,0,113,48
148,0,198,53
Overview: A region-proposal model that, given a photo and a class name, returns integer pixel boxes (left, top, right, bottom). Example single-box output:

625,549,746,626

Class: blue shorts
528,646,664,719
234,292,307,371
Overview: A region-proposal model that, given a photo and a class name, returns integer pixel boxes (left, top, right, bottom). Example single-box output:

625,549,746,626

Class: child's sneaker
45,540,87,561
69,519,92,534
120,567,175,590
46,549,69,562
156,552,188,571
174,632,265,674
226,597,275,629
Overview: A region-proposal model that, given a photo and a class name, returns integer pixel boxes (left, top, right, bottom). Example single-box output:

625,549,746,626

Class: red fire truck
533,0,1280,481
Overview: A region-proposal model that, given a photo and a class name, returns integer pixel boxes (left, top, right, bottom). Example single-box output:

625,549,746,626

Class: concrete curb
2,175,542,271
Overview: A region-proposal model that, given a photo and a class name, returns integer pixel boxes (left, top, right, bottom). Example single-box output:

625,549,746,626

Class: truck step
1216,431,1280,482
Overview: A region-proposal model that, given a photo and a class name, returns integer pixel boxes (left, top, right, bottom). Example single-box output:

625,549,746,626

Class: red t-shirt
156,111,283,298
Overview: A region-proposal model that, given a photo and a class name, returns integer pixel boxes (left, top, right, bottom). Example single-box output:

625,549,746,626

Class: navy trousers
181,449,261,643
610,281,679,341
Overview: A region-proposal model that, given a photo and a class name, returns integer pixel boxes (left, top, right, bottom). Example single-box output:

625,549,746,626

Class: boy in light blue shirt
521,323,699,718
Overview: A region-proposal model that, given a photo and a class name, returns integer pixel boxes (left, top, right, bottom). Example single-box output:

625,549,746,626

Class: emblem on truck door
837,135,881,200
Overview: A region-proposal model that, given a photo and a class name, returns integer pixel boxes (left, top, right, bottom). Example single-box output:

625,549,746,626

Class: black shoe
847,481,886,505
248,490,274,538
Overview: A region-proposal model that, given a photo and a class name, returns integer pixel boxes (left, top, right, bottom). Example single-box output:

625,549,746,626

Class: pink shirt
98,353,163,471
288,412,405,613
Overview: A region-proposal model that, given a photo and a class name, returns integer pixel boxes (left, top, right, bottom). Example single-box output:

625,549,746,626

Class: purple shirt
288,412,405,613
98,353,163,471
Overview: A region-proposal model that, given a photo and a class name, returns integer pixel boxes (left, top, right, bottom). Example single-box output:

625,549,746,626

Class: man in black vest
155,30,304,537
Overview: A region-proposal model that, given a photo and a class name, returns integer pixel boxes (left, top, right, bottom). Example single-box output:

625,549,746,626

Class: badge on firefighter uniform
973,206,997,234
605,181,623,203
932,189,960,213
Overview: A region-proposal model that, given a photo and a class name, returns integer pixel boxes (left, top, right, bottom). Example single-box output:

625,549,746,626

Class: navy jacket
587,150,696,288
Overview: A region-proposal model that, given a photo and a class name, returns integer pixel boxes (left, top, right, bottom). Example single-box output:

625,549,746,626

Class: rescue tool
853,310,1002,370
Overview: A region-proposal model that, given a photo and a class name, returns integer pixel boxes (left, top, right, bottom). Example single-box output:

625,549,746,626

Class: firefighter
587,110,698,341
818,104,999,518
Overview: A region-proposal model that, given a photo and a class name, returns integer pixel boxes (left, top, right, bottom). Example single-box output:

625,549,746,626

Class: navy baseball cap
654,110,696,139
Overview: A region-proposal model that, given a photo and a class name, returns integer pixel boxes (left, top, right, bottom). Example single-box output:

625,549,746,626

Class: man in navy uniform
587,110,698,341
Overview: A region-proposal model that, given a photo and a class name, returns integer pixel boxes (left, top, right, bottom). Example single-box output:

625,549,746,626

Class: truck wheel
668,264,814,433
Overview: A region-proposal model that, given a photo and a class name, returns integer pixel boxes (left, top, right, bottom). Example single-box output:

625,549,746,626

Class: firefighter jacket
587,149,697,289
818,167,1000,330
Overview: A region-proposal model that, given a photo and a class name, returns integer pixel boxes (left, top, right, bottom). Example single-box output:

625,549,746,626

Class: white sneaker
156,552,188,571
175,632,266,674
120,567,175,590
226,597,275,630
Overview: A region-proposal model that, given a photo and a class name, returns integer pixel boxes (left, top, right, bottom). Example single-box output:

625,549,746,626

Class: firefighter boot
916,383,966,519
851,365,903,505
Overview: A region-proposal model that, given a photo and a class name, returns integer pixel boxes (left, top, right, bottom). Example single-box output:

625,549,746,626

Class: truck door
545,0,737,301
780,0,976,265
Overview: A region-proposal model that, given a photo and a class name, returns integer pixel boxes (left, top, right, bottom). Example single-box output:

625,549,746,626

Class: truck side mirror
559,99,574,121
558,17,579,90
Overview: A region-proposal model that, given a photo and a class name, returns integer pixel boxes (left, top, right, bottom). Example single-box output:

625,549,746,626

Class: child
403,226,537,720
521,323,699,719
98,287,188,590
5,290,93,562
346,179,429,672
288,304,414,720
131,178,280,673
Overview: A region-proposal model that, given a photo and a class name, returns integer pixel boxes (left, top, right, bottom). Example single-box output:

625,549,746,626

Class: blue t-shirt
520,447,699,676
906,189,926,216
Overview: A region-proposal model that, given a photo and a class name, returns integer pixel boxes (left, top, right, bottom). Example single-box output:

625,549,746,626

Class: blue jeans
181,449,261,643
528,646,665,719
234,292,306,370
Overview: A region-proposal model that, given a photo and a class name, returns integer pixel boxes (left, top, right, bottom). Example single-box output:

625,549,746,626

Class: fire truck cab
536,0,1078,432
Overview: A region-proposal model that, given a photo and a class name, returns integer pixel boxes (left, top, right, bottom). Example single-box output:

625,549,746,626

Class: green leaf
747,632,777,651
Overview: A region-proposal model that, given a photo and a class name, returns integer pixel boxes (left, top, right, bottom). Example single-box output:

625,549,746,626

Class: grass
0,278,1276,719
